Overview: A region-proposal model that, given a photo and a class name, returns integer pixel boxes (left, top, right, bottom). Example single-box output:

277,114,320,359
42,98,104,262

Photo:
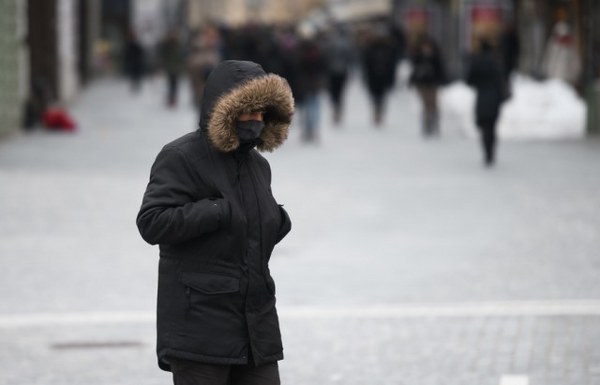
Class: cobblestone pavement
1,314,599,385
0,75,599,384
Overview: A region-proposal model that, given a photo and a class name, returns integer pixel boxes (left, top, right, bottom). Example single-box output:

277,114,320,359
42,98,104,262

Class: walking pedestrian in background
159,29,184,108
188,26,221,117
361,25,397,126
124,29,145,93
296,25,326,142
466,39,507,167
275,26,302,104
409,35,446,137
500,21,520,97
136,60,294,385
542,21,581,88
324,26,354,125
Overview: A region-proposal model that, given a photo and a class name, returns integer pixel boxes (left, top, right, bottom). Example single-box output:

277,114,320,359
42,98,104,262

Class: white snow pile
441,76,587,140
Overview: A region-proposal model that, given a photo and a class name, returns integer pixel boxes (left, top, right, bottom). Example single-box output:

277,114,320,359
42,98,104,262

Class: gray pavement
1,74,600,384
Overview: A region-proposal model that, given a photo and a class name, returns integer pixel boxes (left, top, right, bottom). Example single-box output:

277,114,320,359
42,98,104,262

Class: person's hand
207,197,231,229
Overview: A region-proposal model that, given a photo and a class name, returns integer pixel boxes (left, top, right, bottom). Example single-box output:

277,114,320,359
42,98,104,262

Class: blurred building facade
0,0,100,136
327,0,392,21
25,0,101,127
0,0,186,136
187,0,326,27
0,0,598,136
0,1,26,137
391,0,598,75
392,0,514,78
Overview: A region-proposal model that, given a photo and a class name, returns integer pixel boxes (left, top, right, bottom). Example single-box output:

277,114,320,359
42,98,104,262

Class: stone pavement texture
0,75,599,384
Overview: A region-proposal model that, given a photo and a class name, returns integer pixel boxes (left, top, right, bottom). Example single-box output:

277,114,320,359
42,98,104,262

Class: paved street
1,74,600,385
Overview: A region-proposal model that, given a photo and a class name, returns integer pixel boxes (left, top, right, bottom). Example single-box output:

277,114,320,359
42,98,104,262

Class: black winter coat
137,61,294,371
362,37,397,96
466,52,506,128
409,50,446,87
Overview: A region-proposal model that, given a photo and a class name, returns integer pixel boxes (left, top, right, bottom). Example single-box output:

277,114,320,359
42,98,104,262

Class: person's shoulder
162,131,202,152
154,131,217,172
157,131,208,162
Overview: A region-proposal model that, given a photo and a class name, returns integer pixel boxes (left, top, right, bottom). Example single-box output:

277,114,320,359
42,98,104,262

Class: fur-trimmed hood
199,60,294,152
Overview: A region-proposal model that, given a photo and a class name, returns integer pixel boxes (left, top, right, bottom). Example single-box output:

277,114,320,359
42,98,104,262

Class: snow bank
441,76,587,140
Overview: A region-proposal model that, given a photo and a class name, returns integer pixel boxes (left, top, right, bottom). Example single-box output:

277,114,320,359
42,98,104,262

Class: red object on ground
42,108,77,132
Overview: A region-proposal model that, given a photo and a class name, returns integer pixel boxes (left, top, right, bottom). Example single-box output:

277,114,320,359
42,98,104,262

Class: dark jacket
409,46,446,87
159,36,184,75
296,38,326,101
124,39,145,78
137,60,294,371
466,51,506,128
362,35,397,96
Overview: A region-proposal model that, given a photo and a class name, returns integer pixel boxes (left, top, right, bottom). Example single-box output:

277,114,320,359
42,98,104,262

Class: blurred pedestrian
256,26,285,76
391,22,407,65
542,21,581,87
500,21,520,93
361,26,397,126
188,26,221,116
324,27,354,125
124,30,145,93
136,60,294,385
276,26,302,104
159,29,184,107
296,26,326,142
466,40,507,167
409,35,446,137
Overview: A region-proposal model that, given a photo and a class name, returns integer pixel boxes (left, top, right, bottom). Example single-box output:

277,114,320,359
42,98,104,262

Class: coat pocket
177,272,246,354
180,272,239,295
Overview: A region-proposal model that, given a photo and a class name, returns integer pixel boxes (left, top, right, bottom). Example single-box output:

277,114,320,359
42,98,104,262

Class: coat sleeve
136,146,230,245
276,205,291,244
262,156,292,244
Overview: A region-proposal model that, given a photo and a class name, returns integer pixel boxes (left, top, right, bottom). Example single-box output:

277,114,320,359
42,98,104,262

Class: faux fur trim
207,74,294,152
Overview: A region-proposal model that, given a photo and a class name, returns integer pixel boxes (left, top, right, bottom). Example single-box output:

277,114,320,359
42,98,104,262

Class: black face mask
236,120,265,144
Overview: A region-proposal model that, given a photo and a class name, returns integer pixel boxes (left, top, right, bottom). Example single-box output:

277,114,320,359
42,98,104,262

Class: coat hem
159,348,249,372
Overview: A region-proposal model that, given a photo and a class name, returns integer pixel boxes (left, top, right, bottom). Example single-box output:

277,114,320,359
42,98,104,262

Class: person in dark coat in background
391,22,407,65
324,26,354,125
159,29,184,107
296,27,326,142
361,26,398,126
137,60,294,385
500,21,520,97
466,40,506,167
276,26,302,103
187,26,221,117
409,35,446,136
124,30,145,93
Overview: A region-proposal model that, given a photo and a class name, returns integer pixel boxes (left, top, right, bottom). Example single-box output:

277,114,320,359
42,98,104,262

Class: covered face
200,60,295,152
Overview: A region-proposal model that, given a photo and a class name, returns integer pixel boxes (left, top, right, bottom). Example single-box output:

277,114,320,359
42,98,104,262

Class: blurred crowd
122,21,441,134
123,20,407,142
117,16,583,166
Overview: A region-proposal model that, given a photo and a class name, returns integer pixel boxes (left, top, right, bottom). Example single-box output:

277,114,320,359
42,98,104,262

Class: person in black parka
361,26,398,126
124,29,145,93
466,40,506,167
136,60,294,385
409,35,446,137
324,27,354,125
